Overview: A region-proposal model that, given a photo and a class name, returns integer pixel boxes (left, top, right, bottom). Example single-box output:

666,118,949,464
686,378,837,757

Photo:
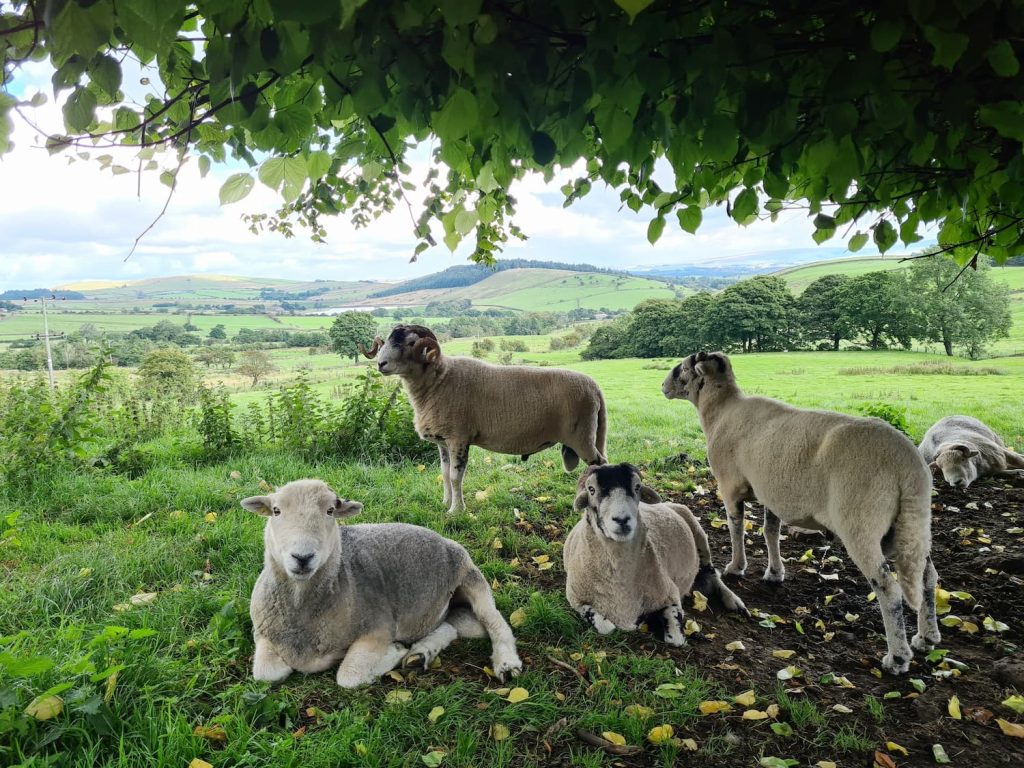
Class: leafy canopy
2,1,1024,264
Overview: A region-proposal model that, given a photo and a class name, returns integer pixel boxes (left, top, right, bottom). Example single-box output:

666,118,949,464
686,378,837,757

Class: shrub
500,338,528,352
858,402,910,435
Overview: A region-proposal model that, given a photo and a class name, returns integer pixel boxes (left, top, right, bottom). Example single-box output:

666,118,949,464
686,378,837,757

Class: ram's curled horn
412,335,441,363
358,335,385,359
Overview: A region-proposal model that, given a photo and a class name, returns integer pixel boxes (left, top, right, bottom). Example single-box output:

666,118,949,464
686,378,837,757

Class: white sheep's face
241,479,362,580
931,444,981,489
575,463,661,543
376,325,441,376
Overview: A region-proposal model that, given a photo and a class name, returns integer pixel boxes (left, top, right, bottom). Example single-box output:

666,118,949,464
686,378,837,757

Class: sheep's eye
587,486,595,494
271,507,281,516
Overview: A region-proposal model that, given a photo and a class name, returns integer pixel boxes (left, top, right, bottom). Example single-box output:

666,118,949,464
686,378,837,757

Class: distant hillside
774,257,910,293
368,259,635,299
0,288,86,300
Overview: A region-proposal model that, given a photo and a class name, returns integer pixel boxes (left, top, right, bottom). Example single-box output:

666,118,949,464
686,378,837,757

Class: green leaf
873,219,897,253
219,173,255,205
0,652,55,677
433,87,478,141
813,214,836,230
987,40,1020,77
421,750,445,767
704,114,737,162
647,215,666,244
732,188,758,222
933,744,950,764
454,209,478,235
870,19,904,52
530,131,556,165
924,26,969,70
770,722,794,737
89,55,122,97
306,151,332,181
848,232,869,252
63,88,97,132
614,0,655,22
979,102,1024,141
259,157,308,201
198,155,211,178
759,758,798,768
677,205,702,234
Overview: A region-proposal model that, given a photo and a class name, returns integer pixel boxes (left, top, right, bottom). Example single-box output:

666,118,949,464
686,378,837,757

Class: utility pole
41,295,55,391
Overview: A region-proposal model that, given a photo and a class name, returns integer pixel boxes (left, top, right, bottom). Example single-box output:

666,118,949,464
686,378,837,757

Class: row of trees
584,259,1014,360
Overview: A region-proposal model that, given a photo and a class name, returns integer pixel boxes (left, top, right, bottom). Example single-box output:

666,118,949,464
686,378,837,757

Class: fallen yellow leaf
387,670,404,682
743,709,769,720
886,741,909,756
681,737,698,750
772,649,797,659
130,591,158,606
1003,695,1024,714
766,704,780,719
734,690,757,707
816,762,838,768
24,695,63,721
193,725,227,743
532,554,550,565
491,538,503,550
189,761,213,768
428,706,445,723
725,640,746,651
699,700,732,715
647,724,675,744
385,689,412,705
625,704,654,719
948,696,962,720
692,590,709,612
506,687,529,704
509,607,526,627
602,731,627,746
490,723,510,741
204,512,217,523
996,719,1024,738
475,490,489,502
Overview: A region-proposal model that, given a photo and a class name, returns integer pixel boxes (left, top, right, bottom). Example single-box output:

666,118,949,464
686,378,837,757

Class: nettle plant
1,1,1023,265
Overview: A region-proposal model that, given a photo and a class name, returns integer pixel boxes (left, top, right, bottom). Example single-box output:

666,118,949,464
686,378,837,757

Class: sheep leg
1003,449,1024,470
722,499,748,577
336,632,409,688
458,568,522,680
660,603,687,647
574,603,617,635
402,622,458,671
439,444,453,507
911,555,942,652
252,636,293,682
762,508,786,584
846,547,912,675
446,441,469,514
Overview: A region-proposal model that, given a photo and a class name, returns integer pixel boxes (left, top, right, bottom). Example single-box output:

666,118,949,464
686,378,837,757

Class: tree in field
329,312,378,364
797,274,852,350
705,276,795,352
195,346,235,368
208,324,227,340
624,299,688,358
137,347,198,402
3,2,1023,269
235,349,274,387
906,257,1012,358
581,316,631,360
836,271,917,350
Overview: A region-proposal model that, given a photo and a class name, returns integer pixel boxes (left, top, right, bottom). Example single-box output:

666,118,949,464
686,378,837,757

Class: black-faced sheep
919,415,1024,489
564,463,746,645
242,479,522,688
662,351,941,675
361,325,607,513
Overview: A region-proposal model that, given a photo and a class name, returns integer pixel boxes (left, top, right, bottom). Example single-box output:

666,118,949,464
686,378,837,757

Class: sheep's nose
612,516,631,529
291,552,314,568
377,360,386,370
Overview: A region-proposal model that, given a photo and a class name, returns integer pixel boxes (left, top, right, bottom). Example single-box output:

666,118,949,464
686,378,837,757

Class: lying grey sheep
919,415,1024,489
662,351,940,675
242,479,522,688
361,324,607,513
564,463,746,646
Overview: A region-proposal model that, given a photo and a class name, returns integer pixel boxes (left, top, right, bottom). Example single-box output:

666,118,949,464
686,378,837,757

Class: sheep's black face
576,463,660,543
376,325,440,376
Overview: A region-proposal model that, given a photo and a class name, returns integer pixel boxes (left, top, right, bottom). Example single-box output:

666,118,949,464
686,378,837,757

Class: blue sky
0,61,920,290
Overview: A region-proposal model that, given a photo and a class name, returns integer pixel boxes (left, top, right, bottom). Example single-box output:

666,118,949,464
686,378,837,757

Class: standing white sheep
662,351,941,675
243,479,522,688
919,415,1024,488
564,463,746,645
361,324,607,513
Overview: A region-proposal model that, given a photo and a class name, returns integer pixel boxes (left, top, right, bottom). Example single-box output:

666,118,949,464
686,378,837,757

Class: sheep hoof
493,655,523,681
402,652,427,670
881,652,911,676
761,569,785,585
911,632,940,652
722,564,746,579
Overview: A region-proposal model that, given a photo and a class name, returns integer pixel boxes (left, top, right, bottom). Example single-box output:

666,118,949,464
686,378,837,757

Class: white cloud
0,72,911,291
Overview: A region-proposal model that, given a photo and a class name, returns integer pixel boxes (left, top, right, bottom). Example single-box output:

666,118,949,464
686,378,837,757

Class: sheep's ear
928,461,939,470
966,449,980,458
638,485,661,504
241,495,274,516
573,490,589,511
329,498,362,519
695,351,727,377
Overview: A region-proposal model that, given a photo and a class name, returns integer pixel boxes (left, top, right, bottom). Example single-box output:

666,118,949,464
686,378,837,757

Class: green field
2,346,1022,767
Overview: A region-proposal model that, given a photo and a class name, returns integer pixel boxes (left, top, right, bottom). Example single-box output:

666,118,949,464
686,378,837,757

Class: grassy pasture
1,347,1023,767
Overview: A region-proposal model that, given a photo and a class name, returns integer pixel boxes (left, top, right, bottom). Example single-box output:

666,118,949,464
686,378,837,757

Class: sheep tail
595,392,608,462
669,503,748,615
890,478,931,613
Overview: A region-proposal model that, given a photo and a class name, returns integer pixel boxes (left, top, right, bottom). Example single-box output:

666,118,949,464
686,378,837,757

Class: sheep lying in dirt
361,325,607,513
919,415,1024,489
243,479,522,688
662,351,941,674
564,463,747,645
